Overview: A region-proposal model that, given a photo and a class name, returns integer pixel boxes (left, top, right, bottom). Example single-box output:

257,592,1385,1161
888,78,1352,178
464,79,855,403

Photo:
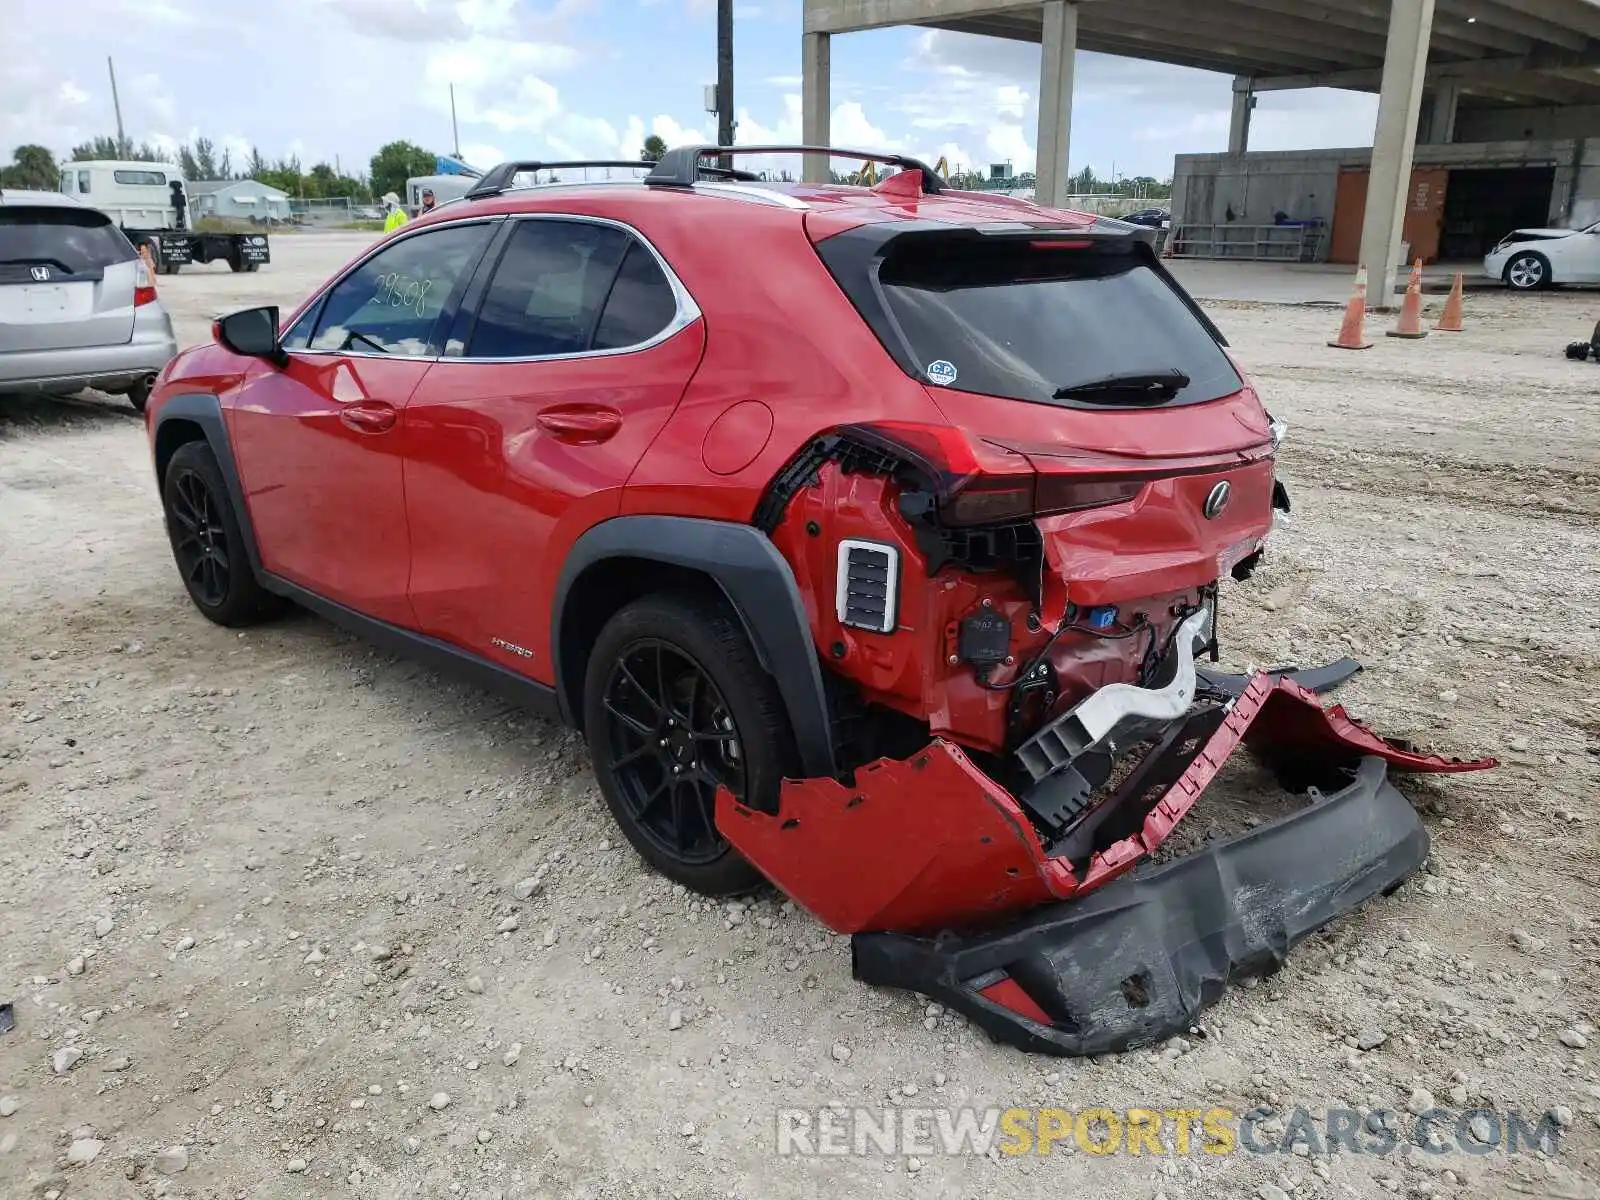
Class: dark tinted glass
876,240,1241,407
307,222,493,355
0,207,135,274
592,242,678,350
467,221,628,358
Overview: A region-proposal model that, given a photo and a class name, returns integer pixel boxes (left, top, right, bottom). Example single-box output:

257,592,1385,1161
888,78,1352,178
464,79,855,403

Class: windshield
874,239,1242,408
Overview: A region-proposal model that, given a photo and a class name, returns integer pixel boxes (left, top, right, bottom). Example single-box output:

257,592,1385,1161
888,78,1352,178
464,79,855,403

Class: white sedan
1484,220,1600,290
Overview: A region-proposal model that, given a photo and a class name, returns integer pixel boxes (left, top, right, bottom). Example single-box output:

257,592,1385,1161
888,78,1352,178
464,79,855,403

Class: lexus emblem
1203,481,1232,520
30,266,50,281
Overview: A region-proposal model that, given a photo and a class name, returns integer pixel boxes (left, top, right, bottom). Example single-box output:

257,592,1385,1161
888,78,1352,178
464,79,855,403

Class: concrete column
1426,81,1458,144
801,31,831,184
1357,0,1435,307
1035,0,1077,208
1228,77,1255,155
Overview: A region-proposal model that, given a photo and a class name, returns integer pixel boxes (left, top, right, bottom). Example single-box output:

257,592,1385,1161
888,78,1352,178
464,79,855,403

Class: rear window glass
874,239,1241,407
114,169,167,186
0,207,135,274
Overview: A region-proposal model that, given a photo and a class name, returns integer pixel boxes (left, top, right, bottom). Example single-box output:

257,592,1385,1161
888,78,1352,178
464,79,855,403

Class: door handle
340,401,397,433
536,405,622,444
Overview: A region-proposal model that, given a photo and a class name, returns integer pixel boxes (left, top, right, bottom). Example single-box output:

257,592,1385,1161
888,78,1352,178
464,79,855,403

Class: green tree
178,144,201,182
70,135,166,162
0,144,61,189
640,134,668,162
369,139,434,199
192,136,218,179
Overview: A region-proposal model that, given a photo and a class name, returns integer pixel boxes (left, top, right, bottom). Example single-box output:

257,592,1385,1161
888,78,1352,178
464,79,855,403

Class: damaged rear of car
715,206,1496,1055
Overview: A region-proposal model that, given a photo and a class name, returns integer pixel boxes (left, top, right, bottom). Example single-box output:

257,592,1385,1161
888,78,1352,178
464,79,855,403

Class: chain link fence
285,197,380,229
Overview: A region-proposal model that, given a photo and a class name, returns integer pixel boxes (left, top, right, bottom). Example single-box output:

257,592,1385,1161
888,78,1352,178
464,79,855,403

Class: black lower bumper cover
851,755,1428,1056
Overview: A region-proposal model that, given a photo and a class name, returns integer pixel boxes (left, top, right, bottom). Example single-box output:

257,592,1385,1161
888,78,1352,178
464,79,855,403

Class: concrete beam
1358,0,1435,307
804,0,1034,34
1035,0,1077,209
1229,77,1255,153
1113,0,1394,61
1426,80,1460,141
801,31,831,183
1087,12,1350,72
1488,0,1600,42
1437,0,1590,49
1228,0,1526,55
1252,43,1600,92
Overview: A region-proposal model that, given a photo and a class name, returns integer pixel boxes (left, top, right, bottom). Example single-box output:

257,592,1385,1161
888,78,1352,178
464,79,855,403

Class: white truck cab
60,160,185,230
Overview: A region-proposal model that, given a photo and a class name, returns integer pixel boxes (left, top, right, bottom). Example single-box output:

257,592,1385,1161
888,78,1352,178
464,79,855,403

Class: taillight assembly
134,260,157,307
837,422,1149,527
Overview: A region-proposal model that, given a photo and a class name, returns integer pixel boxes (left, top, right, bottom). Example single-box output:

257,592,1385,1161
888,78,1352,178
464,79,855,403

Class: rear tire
162,441,284,627
1504,250,1550,291
126,381,150,413
583,593,798,897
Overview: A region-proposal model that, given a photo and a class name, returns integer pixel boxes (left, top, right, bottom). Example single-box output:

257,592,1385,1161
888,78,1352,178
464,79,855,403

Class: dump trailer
60,161,271,274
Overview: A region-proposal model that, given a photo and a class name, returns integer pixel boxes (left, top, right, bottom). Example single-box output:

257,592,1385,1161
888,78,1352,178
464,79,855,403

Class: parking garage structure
800,0,1600,304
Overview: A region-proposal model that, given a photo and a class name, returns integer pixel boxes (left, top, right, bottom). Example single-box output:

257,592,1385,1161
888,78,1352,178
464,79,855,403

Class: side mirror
214,306,287,366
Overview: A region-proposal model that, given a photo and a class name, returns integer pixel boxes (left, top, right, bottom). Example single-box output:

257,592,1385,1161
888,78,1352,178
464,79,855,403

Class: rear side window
0,207,135,276
465,220,629,358
114,169,167,186
592,242,678,350
871,238,1241,407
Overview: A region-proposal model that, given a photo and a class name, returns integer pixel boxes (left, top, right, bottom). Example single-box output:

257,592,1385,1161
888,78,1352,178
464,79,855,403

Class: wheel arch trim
553,516,837,778
152,393,263,579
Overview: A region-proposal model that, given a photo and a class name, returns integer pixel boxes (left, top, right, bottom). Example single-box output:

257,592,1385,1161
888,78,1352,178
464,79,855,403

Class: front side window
304,222,494,356
466,220,629,358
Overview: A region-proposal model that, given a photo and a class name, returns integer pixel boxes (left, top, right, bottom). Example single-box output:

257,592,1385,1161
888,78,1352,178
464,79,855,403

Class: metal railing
1163,223,1324,262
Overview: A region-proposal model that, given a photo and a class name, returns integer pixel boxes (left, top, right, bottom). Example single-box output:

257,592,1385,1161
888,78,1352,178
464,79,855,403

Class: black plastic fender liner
850,755,1428,1057
553,515,838,778
150,393,264,579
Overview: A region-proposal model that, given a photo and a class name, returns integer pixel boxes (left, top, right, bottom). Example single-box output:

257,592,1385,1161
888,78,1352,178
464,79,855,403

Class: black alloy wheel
600,638,744,866
161,440,284,627
168,466,231,608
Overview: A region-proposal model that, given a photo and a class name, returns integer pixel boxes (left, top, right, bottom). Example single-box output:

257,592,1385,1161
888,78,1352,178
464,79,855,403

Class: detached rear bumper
851,754,1424,1056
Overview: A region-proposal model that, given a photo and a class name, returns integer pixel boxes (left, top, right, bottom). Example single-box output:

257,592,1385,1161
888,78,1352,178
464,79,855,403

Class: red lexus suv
145,147,1491,1056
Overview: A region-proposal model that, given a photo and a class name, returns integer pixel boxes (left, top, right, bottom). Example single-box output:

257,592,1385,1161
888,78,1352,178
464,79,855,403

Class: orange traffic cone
1386,260,1428,339
1435,272,1465,332
1328,266,1373,350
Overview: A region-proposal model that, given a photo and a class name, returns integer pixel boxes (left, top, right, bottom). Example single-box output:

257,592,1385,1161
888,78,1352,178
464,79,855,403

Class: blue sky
6,0,1381,183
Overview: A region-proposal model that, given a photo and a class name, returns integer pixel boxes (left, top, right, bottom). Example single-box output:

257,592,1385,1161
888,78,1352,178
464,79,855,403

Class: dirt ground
1,236,1596,1200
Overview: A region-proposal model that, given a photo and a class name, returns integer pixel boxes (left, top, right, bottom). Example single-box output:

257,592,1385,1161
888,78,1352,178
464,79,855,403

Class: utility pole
449,84,461,159
107,56,126,156
716,0,733,168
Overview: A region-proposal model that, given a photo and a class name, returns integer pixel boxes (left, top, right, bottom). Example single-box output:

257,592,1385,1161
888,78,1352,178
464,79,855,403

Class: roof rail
644,145,948,194
465,160,654,200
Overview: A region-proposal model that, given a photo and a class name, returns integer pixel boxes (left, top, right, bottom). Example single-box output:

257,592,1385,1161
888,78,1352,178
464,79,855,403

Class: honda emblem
30,266,50,281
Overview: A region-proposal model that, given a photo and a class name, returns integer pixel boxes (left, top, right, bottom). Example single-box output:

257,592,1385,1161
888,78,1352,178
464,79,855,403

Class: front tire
126,380,150,413
583,593,798,897
162,441,283,627
1504,250,1550,291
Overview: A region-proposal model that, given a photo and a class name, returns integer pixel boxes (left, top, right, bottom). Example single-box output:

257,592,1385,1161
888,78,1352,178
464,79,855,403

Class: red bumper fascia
715,673,1496,936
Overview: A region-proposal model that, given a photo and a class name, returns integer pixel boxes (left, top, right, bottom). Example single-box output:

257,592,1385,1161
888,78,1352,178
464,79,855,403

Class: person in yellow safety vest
382,192,408,233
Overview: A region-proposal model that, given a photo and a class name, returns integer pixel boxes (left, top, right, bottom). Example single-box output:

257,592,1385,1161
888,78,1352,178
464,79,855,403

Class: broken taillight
839,421,1148,526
